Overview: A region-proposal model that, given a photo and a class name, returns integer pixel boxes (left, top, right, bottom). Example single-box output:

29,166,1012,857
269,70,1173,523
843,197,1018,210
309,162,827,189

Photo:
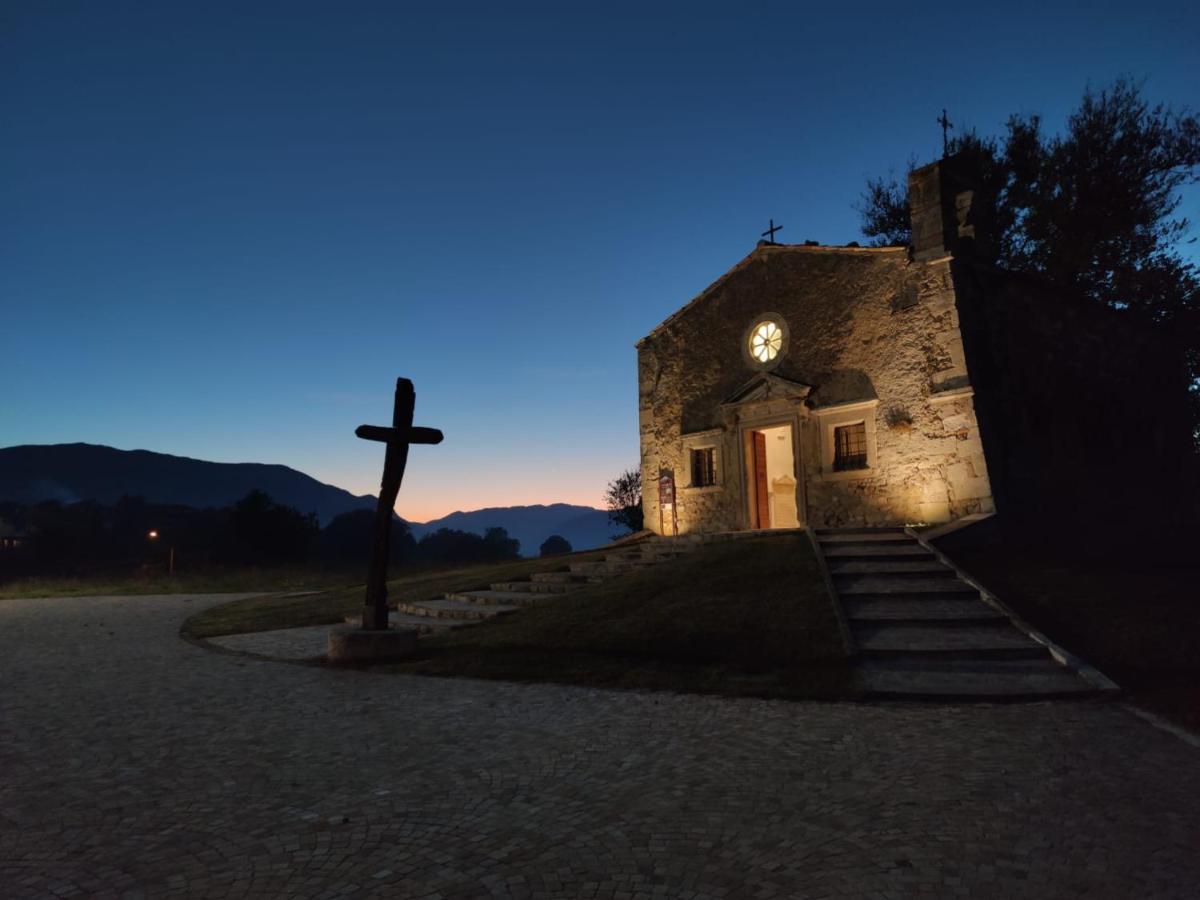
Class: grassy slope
934,518,1200,730
387,533,855,699
181,550,612,639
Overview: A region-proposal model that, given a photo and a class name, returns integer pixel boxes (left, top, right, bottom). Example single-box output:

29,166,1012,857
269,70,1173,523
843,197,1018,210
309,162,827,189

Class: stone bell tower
908,152,994,262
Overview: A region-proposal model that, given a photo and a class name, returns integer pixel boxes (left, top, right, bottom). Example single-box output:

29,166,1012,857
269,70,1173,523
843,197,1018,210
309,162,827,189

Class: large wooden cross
355,377,443,630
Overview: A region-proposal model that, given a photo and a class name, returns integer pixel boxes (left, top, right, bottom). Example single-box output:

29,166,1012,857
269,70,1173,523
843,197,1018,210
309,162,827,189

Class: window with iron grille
690,447,716,487
833,422,868,471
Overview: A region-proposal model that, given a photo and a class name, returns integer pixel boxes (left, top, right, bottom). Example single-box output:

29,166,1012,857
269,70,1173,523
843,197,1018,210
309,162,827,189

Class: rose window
749,321,783,363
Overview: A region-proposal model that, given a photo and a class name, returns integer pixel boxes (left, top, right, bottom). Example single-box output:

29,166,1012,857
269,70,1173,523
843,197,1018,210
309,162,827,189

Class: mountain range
0,443,614,554
409,504,616,556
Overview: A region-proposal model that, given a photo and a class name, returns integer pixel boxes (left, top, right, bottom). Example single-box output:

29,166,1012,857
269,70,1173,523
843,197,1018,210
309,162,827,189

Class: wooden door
753,431,770,529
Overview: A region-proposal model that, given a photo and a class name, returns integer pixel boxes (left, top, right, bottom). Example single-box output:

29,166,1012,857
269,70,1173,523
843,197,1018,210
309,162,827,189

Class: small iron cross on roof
355,377,443,630
938,108,953,155
762,218,783,245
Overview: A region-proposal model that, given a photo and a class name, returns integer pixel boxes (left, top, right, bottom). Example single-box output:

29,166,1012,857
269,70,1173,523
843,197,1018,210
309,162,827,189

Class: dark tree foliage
318,508,416,563
858,79,1200,431
221,489,318,563
539,534,572,556
604,467,643,534
414,526,521,565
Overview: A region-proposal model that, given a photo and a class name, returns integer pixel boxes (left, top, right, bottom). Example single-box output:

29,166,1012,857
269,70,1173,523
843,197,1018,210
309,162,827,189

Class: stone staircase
346,541,696,633
816,527,1117,699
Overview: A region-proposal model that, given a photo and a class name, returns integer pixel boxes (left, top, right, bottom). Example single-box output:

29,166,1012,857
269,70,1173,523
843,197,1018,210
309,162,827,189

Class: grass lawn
933,517,1200,731
180,550,613,639
0,565,364,600
383,533,856,701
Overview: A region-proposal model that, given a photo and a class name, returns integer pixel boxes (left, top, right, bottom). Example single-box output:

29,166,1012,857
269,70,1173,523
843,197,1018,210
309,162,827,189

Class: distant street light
146,529,174,575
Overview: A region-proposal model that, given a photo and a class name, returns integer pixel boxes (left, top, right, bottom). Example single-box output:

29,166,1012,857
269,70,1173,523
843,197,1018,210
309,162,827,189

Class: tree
319,509,415,564
604,467,643,534
539,534,572,556
414,526,521,566
858,80,1200,428
482,526,521,560
222,489,318,563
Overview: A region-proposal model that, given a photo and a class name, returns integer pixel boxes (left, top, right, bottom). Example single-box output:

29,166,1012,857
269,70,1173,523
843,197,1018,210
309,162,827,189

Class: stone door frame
733,409,807,531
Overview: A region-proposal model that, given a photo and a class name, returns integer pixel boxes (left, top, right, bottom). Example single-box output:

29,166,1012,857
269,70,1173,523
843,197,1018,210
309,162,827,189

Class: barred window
833,422,868,471
690,447,716,487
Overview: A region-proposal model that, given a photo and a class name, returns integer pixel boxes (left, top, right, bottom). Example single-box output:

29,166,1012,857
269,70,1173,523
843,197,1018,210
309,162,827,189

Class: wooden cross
937,108,953,156
761,218,783,244
355,377,443,630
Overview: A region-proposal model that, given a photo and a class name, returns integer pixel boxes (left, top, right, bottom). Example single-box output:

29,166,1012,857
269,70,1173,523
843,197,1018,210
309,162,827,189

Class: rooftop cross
761,218,783,245
355,377,443,631
937,108,953,156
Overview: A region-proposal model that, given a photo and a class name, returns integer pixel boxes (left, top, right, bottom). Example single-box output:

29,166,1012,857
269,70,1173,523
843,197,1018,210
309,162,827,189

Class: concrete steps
817,532,913,544
854,622,1046,659
489,580,571,594
827,559,954,575
814,526,1107,699
343,610,471,633
857,659,1099,699
836,576,980,595
843,596,1009,623
388,537,695,632
821,544,934,558
445,590,543,607
396,598,520,620
538,570,596,583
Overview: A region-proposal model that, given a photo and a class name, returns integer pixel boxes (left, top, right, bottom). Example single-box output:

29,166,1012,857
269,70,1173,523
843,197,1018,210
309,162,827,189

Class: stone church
636,154,1195,535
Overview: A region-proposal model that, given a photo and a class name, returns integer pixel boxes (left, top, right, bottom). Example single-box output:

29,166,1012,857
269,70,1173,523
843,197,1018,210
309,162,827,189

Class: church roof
635,242,907,347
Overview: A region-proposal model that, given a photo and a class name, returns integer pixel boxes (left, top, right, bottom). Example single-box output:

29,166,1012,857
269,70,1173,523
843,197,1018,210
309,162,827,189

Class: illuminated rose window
749,320,783,363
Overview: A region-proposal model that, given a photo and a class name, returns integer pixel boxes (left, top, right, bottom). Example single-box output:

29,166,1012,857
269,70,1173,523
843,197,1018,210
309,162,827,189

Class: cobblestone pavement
208,624,340,660
2,594,1198,899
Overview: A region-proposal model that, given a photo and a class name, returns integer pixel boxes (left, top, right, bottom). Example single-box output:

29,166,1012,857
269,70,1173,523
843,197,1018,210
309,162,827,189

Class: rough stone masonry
637,156,994,532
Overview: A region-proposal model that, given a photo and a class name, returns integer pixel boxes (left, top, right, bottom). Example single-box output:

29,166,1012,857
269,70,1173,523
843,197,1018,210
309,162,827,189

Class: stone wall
637,242,995,533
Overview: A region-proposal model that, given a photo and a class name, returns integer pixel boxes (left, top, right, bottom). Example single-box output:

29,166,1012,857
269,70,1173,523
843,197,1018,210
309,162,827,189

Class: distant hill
411,503,618,556
0,443,377,526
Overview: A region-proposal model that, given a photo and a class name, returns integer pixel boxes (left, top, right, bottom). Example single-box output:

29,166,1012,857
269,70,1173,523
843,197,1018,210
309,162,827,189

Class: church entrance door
744,423,801,530
752,432,770,528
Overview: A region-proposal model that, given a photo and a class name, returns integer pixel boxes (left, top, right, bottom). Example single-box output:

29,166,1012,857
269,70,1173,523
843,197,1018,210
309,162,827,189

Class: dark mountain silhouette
410,503,617,556
0,443,377,526
0,443,619,551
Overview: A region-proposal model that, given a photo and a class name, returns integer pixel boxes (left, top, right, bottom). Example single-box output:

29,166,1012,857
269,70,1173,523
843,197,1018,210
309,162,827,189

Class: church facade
636,158,996,533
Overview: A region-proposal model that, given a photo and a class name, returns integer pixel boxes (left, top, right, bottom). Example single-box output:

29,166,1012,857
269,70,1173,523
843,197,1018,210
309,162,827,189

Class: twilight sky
3,1,1197,521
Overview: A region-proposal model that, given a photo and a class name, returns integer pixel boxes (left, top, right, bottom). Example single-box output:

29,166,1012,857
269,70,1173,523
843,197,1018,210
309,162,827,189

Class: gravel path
1,593,1198,899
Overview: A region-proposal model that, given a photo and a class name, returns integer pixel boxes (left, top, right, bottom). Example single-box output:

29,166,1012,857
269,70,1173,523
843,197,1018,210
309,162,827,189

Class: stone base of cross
354,377,443,631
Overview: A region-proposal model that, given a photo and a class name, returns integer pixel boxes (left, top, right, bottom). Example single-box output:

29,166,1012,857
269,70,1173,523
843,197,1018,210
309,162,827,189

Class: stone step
817,532,915,544
396,598,519,621
836,576,978,595
489,580,572,594
854,623,1047,659
444,590,544,607
827,560,955,575
820,544,934,558
571,561,633,575
856,658,1099,699
816,527,908,536
535,570,592,583
843,590,988,604
844,596,1008,623
342,611,471,633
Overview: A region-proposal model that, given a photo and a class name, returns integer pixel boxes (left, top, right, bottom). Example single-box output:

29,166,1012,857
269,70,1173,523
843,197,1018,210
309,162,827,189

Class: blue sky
3,1,1197,520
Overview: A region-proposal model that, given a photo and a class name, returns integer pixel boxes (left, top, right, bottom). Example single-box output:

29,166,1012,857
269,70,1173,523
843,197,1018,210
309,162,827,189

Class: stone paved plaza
2,593,1198,899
